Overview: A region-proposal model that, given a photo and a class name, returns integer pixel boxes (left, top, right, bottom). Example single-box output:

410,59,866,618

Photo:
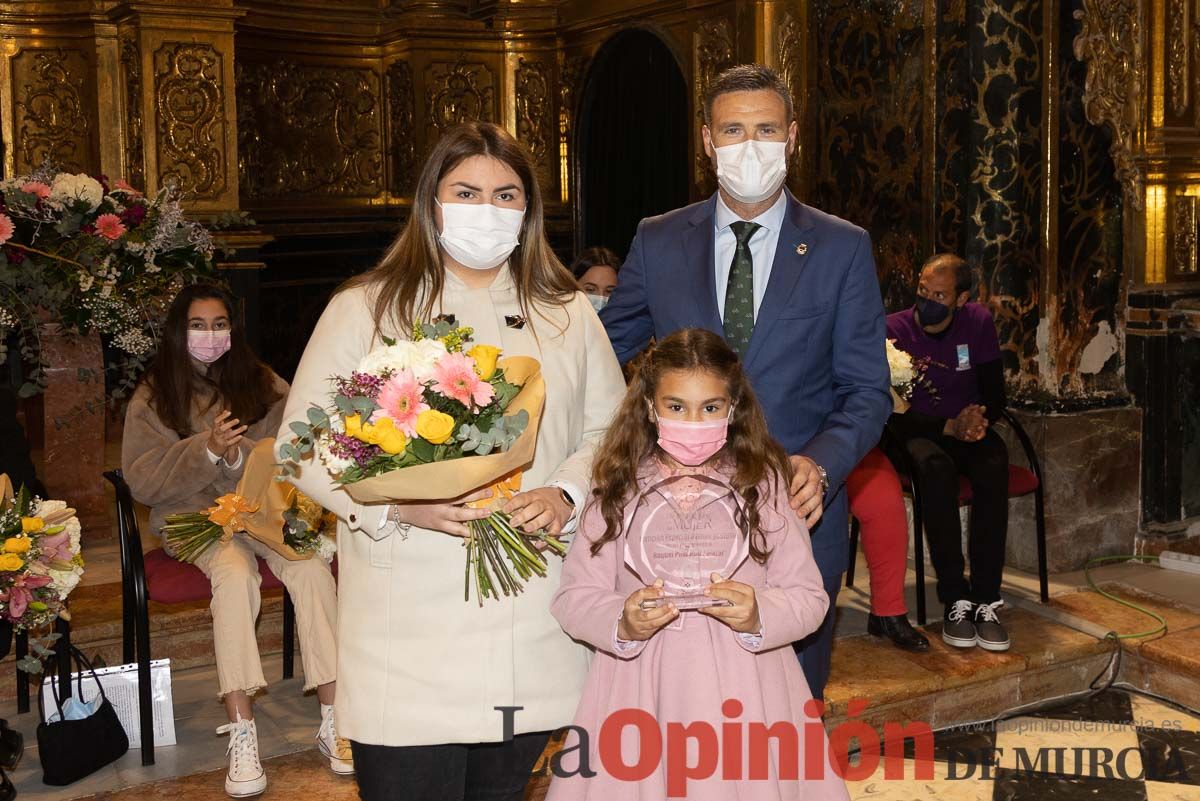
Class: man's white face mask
713,139,789,204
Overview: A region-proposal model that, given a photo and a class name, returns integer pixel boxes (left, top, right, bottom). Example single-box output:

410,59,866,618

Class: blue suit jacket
600,192,891,576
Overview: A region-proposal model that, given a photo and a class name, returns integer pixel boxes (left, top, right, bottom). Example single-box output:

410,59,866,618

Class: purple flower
121,204,147,227
335,371,386,400
330,432,381,469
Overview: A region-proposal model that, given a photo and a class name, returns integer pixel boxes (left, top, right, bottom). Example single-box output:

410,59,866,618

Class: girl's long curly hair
589,328,793,563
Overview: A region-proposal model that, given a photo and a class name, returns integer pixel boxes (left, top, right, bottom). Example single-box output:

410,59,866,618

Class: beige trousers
191,535,338,698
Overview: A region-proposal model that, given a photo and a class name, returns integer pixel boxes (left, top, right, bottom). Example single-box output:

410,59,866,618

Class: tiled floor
844,690,1200,801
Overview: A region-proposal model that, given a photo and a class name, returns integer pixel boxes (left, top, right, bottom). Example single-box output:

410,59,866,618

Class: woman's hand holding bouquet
281,319,565,604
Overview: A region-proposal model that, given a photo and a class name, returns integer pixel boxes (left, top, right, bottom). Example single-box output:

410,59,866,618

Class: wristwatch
815,465,829,497
557,487,578,522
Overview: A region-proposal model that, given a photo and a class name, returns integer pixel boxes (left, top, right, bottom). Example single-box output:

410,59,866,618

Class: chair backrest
102,470,148,584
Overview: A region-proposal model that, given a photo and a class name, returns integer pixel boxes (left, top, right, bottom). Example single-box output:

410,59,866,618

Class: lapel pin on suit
795,243,809,256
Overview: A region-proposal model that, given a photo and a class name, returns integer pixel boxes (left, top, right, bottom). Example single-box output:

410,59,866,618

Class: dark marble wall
809,0,928,313
1054,0,1125,398
808,0,1125,401
963,0,1043,385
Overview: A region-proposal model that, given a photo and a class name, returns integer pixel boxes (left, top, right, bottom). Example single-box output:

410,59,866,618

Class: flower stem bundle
162,513,223,563
464,512,567,606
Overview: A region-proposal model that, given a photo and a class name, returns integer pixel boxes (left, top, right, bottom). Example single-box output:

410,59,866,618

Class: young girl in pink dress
548,329,850,801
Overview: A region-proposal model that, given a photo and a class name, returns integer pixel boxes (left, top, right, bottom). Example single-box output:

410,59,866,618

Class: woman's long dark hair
142,284,281,438
344,121,577,336
589,328,793,564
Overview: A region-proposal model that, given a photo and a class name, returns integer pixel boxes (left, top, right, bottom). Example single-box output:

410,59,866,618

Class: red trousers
846,447,909,616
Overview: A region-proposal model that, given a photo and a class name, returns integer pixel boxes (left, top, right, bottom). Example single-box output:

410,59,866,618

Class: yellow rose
378,429,409,455
20,517,44,534
0,554,24,572
416,409,456,445
468,344,502,381
344,414,364,440
3,537,31,554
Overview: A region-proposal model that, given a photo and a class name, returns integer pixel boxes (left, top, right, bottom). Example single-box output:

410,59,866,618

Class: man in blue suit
601,64,891,701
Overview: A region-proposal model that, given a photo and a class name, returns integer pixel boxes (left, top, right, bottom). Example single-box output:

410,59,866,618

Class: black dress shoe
0,766,14,801
867,613,931,652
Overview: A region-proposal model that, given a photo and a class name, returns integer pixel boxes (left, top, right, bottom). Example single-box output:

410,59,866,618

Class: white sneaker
216,715,267,798
316,706,355,776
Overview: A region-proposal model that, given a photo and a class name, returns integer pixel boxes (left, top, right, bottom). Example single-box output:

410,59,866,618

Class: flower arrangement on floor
280,319,562,605
0,167,215,401
0,476,85,673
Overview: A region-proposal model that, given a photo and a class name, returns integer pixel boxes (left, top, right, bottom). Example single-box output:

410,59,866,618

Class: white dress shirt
713,191,788,320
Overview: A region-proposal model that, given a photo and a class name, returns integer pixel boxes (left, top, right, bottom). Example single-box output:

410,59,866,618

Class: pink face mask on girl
187,330,231,363
654,413,730,466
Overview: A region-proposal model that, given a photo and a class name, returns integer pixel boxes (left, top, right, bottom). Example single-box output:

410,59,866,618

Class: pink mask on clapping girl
187,330,231,363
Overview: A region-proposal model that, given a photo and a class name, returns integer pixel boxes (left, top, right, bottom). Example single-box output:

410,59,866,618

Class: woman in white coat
278,121,624,801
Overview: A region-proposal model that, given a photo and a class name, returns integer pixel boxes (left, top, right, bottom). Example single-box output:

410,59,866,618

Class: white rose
316,429,354,476
33,499,67,516
49,173,105,211
886,339,915,386
316,535,337,563
356,339,448,382
48,567,82,600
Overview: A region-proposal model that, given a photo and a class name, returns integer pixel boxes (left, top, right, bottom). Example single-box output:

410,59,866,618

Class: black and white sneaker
974,600,1010,651
942,599,977,648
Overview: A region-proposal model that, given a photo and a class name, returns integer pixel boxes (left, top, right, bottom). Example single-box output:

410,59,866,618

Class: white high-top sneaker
316,705,355,776
216,715,267,798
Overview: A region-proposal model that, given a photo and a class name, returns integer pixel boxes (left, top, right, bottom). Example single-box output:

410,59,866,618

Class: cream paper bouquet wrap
162,439,337,564
279,322,563,605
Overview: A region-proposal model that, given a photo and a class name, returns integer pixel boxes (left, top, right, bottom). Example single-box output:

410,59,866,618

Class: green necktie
723,220,761,356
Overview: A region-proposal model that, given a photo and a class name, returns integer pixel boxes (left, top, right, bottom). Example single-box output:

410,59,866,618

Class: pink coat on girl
547,461,850,801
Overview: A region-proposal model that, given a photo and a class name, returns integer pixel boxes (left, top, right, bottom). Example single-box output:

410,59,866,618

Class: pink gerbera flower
20,181,50,199
94,213,126,241
373,369,429,435
0,214,13,246
431,352,495,409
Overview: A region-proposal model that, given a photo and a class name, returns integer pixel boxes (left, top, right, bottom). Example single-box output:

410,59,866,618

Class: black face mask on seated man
915,295,955,329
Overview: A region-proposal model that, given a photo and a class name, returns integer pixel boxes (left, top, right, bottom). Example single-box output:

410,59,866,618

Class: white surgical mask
586,293,609,313
713,139,789,204
436,200,524,271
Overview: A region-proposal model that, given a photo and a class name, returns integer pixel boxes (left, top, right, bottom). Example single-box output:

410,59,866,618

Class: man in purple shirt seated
885,253,1010,653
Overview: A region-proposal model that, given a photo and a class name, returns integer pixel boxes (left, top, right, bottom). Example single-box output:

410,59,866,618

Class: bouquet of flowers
0,475,85,672
886,339,938,413
0,167,215,402
280,319,562,605
164,440,336,563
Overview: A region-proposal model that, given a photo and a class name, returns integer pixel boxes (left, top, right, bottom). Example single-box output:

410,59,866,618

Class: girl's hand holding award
699,572,762,635
619,579,679,642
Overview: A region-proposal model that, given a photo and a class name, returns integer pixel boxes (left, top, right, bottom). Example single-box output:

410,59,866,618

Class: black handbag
36,645,129,786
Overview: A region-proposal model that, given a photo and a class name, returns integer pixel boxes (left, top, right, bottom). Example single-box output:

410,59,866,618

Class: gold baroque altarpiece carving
154,43,228,200
425,56,496,136
12,48,94,175
236,59,383,200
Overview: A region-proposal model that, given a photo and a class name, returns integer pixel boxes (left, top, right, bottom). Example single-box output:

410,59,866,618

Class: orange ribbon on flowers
206,494,260,541
466,471,524,511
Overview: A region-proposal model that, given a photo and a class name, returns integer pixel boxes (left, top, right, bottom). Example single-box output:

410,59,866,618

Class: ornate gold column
110,0,244,214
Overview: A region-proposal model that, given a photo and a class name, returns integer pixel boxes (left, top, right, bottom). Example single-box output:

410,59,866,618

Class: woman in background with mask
122,283,346,799
278,122,624,801
570,246,621,312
